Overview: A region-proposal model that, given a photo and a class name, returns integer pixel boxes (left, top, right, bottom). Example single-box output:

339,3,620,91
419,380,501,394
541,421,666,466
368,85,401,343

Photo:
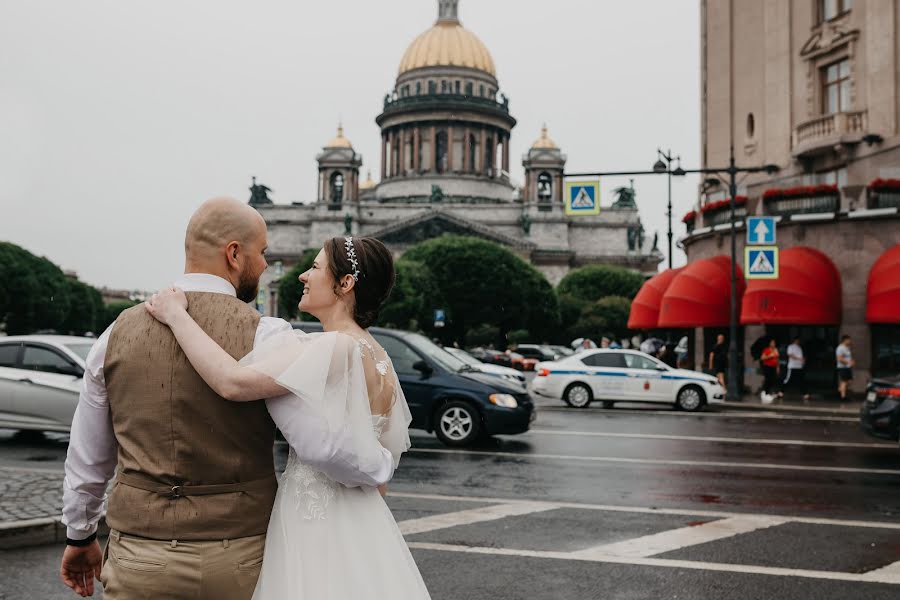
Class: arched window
416,81,422,95
537,172,553,202
330,172,344,204
428,80,436,94
455,80,461,94
485,135,494,175
441,80,448,93
469,133,477,171
479,84,485,97
435,131,448,173
465,81,473,96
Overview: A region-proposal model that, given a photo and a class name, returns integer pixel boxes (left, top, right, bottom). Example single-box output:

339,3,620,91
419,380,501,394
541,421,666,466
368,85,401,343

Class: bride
146,236,431,599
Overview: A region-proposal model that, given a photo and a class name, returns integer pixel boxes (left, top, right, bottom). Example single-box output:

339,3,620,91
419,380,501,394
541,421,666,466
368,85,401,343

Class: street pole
727,146,739,401
667,150,673,270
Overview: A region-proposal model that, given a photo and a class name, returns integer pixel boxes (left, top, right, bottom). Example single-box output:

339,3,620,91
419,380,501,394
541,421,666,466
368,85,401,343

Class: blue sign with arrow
746,216,776,245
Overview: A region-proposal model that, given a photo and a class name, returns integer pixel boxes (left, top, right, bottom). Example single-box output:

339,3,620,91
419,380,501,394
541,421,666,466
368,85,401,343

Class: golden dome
360,170,376,190
531,125,558,150
325,124,353,149
398,21,496,77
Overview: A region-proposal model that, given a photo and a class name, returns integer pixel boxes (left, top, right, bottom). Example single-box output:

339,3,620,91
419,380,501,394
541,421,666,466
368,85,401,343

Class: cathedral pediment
370,209,536,250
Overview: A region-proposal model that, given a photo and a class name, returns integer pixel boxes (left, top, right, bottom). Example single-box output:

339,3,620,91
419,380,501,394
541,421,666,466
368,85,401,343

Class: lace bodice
284,414,389,520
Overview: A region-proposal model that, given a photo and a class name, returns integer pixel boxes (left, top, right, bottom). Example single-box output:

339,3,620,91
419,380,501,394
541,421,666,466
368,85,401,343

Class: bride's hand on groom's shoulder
145,287,188,325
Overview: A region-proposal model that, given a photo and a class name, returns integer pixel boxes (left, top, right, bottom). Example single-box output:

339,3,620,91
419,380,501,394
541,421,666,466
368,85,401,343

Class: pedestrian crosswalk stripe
526,429,896,449
398,501,555,535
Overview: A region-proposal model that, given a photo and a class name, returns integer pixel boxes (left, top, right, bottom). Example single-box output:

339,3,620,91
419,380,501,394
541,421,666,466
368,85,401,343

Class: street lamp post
676,149,778,401
652,149,684,270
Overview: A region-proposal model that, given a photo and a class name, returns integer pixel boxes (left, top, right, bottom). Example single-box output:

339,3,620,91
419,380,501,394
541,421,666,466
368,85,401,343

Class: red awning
741,247,841,325
658,256,745,328
627,268,684,329
867,244,900,324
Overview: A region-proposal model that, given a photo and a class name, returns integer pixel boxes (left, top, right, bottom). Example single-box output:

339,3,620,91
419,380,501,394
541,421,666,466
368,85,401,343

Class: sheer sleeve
240,330,410,473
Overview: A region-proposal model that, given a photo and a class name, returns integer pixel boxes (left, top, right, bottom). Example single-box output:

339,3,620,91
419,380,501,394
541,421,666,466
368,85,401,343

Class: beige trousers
101,529,265,600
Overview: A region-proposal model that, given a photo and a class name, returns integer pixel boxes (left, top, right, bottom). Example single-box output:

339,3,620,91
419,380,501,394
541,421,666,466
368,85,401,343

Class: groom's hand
61,541,103,597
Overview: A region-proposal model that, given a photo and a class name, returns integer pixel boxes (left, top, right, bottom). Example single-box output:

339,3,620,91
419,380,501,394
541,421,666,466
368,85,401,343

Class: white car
0,335,95,432
444,347,527,385
530,349,725,411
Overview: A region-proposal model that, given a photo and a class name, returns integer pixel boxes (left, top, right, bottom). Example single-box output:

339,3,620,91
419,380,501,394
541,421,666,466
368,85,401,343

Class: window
820,0,852,23
479,84,485,97
822,59,850,114
808,167,847,188
0,344,20,367
329,172,344,204
441,80,448,93
746,113,755,138
455,80,460,94
623,353,662,371
465,81,473,96
22,345,74,374
373,335,423,376
435,131,448,173
872,325,900,377
428,80,436,94
581,353,626,368
416,82,421,95
537,172,553,202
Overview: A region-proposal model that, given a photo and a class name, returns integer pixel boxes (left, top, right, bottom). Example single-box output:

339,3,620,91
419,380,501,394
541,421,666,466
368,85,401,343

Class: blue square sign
745,246,779,279
746,216,776,245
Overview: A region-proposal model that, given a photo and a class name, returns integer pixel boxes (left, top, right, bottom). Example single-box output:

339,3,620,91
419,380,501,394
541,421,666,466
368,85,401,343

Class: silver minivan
0,335,94,432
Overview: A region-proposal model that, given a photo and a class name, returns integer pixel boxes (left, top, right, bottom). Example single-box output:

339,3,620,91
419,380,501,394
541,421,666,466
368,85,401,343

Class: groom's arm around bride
60,197,394,599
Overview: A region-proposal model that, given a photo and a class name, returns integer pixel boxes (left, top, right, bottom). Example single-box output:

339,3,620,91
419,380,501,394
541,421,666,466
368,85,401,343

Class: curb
0,516,108,551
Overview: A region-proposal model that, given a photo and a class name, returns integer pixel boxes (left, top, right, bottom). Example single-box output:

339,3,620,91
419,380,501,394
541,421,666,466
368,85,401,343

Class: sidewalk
719,394,862,415
0,468,69,549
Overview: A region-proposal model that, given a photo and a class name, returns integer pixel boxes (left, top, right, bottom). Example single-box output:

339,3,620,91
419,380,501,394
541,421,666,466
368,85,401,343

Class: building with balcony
251,0,662,316
630,0,900,396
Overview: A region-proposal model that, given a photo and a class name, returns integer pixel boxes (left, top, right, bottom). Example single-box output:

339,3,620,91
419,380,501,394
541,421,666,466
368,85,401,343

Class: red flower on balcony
867,178,900,192
762,184,839,201
700,196,747,213
682,210,696,223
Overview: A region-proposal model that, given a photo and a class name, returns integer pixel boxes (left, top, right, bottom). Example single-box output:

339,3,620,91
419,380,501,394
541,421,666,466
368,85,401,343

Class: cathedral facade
253,0,660,316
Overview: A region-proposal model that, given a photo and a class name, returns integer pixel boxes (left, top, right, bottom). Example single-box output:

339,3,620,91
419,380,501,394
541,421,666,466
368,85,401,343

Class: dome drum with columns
251,0,661,316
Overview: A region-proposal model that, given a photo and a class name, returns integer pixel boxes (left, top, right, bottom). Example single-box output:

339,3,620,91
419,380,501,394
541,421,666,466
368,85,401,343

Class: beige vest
104,292,277,540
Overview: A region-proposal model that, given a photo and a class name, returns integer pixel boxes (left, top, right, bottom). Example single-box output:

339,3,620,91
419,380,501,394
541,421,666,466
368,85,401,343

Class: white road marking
526,429,895,449
405,542,900,585
862,560,900,582
572,515,788,559
534,406,859,422
398,501,555,535
407,447,900,476
388,491,900,530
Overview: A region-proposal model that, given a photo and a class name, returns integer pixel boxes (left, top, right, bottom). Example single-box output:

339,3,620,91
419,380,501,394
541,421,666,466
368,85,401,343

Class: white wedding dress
240,330,431,600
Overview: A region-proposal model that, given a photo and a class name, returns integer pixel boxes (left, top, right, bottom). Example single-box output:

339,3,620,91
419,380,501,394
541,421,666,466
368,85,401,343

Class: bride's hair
324,236,396,328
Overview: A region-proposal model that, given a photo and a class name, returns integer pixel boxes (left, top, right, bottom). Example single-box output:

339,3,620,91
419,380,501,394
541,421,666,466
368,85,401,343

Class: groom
60,197,395,599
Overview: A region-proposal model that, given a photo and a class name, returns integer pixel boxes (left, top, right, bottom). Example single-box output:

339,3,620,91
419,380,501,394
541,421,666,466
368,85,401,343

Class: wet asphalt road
2,398,900,599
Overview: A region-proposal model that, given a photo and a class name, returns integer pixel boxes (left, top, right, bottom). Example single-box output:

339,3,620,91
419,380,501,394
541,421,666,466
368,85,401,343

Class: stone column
430,125,437,172
380,133,387,181
398,128,406,177
502,133,510,174
480,127,487,175
391,130,398,177
448,125,455,172
463,127,470,172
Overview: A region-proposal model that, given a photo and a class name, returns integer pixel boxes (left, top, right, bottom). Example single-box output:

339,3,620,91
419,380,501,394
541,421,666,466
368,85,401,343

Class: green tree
98,300,138,332
592,295,632,340
402,236,559,345
277,250,318,321
62,279,101,335
379,260,442,331
557,264,644,303
0,242,71,334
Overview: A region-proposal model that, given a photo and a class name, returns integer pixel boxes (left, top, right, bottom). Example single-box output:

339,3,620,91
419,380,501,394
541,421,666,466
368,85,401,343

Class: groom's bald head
184,197,269,301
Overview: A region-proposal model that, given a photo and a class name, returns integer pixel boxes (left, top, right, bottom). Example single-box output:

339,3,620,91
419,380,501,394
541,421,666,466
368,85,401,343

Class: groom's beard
236,271,259,304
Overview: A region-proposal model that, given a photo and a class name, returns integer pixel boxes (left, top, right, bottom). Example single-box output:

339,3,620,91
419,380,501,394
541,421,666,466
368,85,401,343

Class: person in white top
60,198,395,599
145,235,430,599
783,336,810,400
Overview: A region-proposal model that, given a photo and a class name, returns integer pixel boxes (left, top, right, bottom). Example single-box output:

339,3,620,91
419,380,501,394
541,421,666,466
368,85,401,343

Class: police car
530,349,725,411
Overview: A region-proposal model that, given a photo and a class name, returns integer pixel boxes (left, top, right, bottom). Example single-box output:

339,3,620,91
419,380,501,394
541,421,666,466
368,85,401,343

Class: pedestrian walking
675,336,689,369
760,339,781,403
836,334,855,401
708,334,727,387
783,336,810,400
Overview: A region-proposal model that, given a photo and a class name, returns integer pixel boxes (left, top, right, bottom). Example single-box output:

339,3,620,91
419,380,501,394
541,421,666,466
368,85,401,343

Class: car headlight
488,393,518,408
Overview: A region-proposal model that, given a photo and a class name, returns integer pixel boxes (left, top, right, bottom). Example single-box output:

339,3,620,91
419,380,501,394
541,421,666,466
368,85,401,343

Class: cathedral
252,0,660,315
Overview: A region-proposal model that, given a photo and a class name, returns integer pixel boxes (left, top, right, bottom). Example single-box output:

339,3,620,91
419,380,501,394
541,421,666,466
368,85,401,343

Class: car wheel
676,385,706,412
435,401,482,447
602,400,615,409
563,383,592,408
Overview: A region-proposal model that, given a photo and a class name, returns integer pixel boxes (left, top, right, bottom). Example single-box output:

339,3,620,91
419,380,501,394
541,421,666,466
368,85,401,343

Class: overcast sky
1,0,700,291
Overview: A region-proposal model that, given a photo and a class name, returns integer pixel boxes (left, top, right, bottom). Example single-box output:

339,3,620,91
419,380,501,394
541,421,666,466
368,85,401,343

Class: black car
515,344,558,361
293,323,534,446
860,375,900,441
467,347,513,368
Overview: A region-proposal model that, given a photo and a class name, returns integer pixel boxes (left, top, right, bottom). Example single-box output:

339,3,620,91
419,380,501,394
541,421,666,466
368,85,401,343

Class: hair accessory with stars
344,236,361,282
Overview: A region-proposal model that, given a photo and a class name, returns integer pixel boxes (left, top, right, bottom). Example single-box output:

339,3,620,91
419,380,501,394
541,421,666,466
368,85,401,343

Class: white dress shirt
62,273,395,540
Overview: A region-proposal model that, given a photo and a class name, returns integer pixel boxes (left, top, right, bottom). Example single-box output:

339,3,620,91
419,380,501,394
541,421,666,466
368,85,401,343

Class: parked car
506,351,538,372
547,345,575,359
530,348,725,411
444,347,526,385
0,335,95,432
515,344,558,362
293,323,535,446
860,375,900,441
467,347,513,368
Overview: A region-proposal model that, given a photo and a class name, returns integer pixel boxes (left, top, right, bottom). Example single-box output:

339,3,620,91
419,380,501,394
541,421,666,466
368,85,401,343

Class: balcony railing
793,110,867,157
765,194,839,216
704,206,747,226
377,92,513,124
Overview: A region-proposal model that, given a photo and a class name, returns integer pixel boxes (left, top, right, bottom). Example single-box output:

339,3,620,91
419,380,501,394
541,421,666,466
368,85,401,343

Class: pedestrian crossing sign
745,246,779,279
564,180,601,216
